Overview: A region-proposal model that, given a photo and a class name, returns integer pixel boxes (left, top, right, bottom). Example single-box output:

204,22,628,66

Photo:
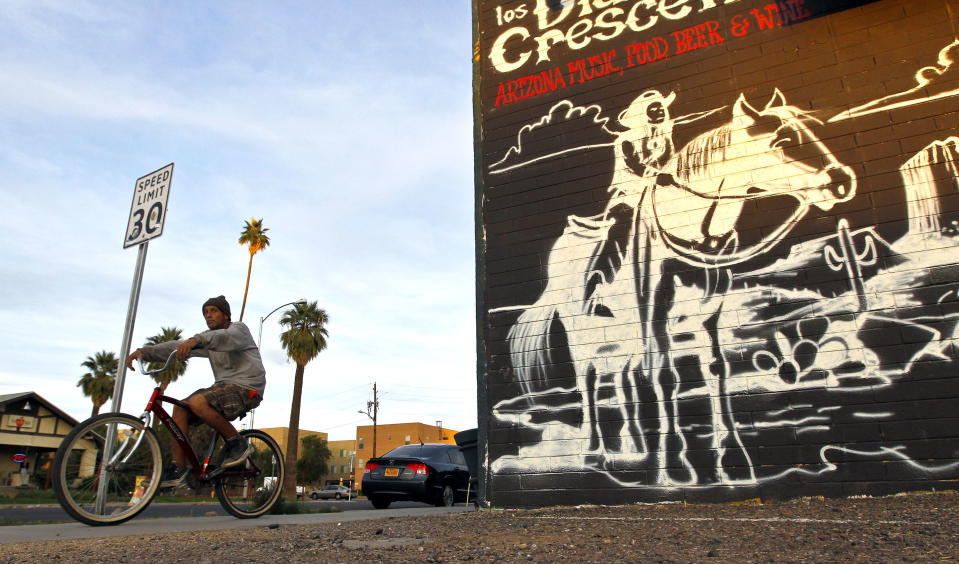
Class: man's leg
185,393,239,440
186,386,253,469
170,404,191,468
152,403,196,488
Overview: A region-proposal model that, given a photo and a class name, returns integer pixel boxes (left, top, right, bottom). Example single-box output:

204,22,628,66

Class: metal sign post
113,162,174,411
96,164,173,514
110,241,150,413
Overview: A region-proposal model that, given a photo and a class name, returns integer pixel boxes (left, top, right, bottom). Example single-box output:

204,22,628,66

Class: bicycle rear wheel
214,429,285,518
52,413,163,526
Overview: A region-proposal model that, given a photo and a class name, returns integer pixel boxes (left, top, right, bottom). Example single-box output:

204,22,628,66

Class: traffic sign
124,163,174,248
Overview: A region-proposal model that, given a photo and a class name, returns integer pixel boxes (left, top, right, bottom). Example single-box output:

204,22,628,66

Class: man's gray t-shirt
140,321,266,395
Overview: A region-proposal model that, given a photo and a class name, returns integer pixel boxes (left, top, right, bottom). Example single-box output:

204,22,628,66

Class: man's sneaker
144,464,189,489
219,437,253,469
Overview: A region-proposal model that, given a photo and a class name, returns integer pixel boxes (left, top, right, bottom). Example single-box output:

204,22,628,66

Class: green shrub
0,489,57,504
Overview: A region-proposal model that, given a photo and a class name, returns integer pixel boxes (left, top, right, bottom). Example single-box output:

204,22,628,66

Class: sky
0,1,477,441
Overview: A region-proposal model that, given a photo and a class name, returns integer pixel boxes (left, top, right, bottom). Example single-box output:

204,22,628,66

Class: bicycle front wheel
214,429,285,518
52,413,163,526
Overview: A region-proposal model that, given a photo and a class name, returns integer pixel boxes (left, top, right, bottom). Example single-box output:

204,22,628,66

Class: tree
78,351,118,417
278,301,328,497
145,327,189,394
297,435,332,484
238,218,271,322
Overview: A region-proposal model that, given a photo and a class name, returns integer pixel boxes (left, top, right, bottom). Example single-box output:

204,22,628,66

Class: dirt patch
2,491,957,562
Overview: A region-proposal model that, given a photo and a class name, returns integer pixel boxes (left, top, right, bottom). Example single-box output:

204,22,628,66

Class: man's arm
125,338,193,369
125,349,143,369
175,338,200,360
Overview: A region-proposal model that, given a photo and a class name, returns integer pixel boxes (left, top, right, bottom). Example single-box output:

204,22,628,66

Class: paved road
0,504,472,544
0,498,433,525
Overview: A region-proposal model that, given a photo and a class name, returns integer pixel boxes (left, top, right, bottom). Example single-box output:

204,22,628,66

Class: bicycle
52,352,286,526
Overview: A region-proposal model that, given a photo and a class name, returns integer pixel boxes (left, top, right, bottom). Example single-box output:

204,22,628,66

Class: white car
309,485,352,500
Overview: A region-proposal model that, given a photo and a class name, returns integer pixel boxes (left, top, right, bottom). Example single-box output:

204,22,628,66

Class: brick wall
474,0,959,506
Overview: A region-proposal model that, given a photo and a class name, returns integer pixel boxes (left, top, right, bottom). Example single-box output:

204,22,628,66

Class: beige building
258,427,328,485
257,432,356,488
258,427,328,459
324,439,357,488
354,422,459,489
0,392,80,488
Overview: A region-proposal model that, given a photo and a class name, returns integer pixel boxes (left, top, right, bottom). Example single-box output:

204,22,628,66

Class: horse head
731,89,856,210
656,89,857,266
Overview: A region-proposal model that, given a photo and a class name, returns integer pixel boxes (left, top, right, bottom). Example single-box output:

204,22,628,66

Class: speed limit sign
124,163,174,248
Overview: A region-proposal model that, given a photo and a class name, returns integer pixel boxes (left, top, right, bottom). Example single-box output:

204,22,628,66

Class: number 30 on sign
124,163,174,248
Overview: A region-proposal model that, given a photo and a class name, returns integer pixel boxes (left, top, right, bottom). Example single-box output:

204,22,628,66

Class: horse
506,90,856,486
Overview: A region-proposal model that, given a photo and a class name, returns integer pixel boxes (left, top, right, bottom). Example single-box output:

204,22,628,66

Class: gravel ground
2,492,958,562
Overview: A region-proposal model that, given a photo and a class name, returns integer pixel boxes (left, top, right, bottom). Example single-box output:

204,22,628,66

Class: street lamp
249,299,307,429
257,299,308,349
358,382,378,457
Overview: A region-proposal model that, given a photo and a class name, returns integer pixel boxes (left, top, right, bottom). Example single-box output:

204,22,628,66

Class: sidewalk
1,493,956,562
0,505,471,544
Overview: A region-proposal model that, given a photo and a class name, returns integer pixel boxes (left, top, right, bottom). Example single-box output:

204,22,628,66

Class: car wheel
335,493,342,500
436,484,455,507
370,495,391,509
311,493,318,500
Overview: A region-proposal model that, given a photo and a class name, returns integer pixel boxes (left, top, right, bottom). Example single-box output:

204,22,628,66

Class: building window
359,438,365,449
340,449,346,457
358,459,364,468
405,435,411,445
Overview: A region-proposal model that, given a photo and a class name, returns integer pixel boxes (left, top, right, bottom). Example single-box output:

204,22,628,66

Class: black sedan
361,444,470,509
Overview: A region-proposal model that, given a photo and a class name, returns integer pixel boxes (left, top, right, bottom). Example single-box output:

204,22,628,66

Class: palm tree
238,218,271,322
78,351,118,417
145,327,189,394
278,301,329,498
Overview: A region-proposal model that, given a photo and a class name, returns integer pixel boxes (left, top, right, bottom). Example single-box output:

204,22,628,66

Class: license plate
385,467,399,477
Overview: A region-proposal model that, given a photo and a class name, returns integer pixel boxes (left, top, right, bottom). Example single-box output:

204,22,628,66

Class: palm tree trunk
240,251,254,322
283,363,306,498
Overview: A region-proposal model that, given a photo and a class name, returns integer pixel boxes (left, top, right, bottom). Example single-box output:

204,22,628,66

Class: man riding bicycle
126,295,265,488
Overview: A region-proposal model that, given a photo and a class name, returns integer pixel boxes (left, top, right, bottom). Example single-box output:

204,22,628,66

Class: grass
270,498,344,515
0,489,57,504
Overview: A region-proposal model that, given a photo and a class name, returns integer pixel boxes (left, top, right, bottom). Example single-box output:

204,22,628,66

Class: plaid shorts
188,382,262,422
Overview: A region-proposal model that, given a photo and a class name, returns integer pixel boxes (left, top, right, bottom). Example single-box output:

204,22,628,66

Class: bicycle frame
131,353,261,484
139,388,261,483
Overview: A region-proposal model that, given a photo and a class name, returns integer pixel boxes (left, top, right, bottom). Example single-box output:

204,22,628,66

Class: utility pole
371,383,378,458
359,382,379,458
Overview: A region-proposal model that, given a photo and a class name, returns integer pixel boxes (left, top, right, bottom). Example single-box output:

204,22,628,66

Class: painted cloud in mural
830,40,959,122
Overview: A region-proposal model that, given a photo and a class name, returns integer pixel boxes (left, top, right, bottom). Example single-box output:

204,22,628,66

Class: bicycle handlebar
136,350,177,376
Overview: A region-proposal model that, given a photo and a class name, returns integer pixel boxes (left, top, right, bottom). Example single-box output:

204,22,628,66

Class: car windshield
381,445,452,460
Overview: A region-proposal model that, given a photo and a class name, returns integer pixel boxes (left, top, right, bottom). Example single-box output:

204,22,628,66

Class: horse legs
703,302,757,484
650,274,698,486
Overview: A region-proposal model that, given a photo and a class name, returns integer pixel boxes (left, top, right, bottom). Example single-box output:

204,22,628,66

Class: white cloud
0,1,477,440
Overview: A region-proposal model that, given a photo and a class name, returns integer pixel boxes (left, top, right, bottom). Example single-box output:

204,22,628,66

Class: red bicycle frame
142,388,258,482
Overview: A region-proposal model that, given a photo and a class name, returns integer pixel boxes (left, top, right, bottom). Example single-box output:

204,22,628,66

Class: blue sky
0,1,476,440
